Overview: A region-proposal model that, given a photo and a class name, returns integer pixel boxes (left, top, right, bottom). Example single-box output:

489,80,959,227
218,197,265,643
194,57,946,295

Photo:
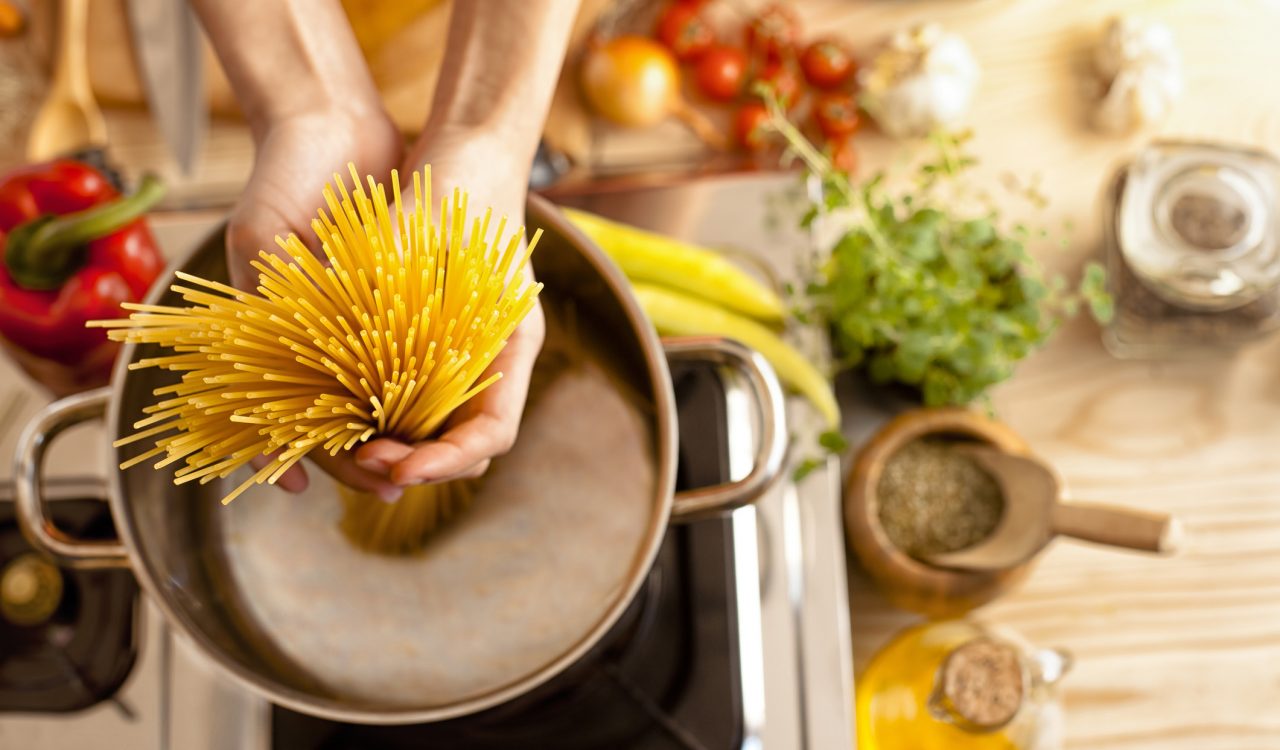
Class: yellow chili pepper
633,283,839,429
564,207,787,325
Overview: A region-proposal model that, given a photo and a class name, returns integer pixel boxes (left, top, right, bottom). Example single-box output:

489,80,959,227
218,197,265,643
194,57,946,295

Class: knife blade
125,0,205,175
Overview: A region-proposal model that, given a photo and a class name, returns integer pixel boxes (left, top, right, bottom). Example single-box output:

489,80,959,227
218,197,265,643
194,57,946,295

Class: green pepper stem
4,174,167,291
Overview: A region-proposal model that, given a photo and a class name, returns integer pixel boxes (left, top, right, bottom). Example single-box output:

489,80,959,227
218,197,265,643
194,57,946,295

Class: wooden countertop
564,0,1280,747
801,3,1280,750
19,1,1280,747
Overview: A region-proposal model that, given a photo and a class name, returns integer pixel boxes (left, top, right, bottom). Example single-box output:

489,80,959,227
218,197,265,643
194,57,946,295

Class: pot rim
103,193,681,724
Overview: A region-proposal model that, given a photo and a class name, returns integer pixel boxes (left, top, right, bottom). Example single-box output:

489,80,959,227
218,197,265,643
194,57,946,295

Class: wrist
419,115,540,172
411,121,535,178
248,94,392,145
191,0,387,143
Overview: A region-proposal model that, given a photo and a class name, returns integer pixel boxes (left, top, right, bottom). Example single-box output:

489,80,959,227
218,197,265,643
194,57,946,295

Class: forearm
190,0,385,138
426,0,581,167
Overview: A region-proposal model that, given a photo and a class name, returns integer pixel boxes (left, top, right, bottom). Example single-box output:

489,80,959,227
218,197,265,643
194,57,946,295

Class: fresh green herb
761,91,1113,406
792,457,823,481
819,429,848,452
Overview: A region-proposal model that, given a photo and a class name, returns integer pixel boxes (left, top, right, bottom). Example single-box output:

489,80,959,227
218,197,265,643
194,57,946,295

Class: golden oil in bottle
856,620,1070,750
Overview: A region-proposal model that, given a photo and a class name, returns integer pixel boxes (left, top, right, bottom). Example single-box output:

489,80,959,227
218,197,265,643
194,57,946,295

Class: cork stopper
934,637,1024,731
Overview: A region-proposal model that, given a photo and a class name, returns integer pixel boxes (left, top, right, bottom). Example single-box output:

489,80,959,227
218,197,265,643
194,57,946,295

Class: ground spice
876,439,1004,559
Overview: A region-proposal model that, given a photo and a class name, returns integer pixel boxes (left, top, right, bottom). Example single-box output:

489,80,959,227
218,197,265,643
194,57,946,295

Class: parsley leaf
761,93,1112,407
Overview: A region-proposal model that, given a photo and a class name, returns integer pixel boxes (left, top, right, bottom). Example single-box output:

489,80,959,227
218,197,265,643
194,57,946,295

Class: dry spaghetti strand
91,164,542,505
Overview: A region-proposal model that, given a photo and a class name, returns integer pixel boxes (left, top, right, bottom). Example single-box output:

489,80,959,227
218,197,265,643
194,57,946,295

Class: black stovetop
270,361,746,750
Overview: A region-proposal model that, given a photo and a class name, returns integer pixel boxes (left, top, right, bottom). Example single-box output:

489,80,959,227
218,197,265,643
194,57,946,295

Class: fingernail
357,457,390,473
376,486,403,504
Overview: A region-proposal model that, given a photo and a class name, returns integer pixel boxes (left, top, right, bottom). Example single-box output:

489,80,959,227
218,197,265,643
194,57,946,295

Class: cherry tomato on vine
754,60,802,109
828,134,858,174
733,102,772,151
800,38,855,90
745,3,801,62
654,3,715,63
812,91,862,138
694,45,749,102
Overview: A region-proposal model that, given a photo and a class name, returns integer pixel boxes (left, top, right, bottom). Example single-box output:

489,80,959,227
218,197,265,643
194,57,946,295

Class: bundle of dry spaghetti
91,164,541,550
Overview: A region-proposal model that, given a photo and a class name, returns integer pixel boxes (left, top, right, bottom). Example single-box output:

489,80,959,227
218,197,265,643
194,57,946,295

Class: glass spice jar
1102,140,1280,358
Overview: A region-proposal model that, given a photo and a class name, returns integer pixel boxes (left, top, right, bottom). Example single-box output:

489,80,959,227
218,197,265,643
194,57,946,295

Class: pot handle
664,337,788,521
14,387,130,569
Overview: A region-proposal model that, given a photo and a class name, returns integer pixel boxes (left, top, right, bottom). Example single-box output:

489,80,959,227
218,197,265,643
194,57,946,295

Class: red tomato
745,3,801,62
812,92,861,138
694,45,749,102
674,0,711,5
733,102,772,151
828,134,858,174
654,3,715,63
754,60,802,109
800,38,855,90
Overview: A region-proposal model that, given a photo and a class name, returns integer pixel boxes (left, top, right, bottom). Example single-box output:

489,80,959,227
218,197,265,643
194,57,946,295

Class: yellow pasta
91,164,542,512
338,480,479,555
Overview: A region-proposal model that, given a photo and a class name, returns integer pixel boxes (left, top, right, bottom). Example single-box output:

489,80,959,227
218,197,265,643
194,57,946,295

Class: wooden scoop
926,445,1182,571
27,0,106,161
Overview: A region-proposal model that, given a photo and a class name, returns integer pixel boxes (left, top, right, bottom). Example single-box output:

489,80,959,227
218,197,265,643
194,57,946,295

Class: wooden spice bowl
844,407,1034,618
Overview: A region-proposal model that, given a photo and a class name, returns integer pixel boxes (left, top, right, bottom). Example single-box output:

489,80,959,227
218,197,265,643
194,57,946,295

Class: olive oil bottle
856,620,1070,750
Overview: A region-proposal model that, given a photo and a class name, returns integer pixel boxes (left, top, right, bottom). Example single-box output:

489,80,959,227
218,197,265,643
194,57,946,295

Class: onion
580,35,723,148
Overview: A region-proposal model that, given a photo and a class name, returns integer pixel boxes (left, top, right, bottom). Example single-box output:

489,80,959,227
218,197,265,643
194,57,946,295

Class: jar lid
1117,141,1280,311
933,637,1025,731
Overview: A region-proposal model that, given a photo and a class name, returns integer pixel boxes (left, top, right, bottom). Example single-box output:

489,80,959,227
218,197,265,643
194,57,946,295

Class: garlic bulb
1091,17,1182,134
858,24,980,140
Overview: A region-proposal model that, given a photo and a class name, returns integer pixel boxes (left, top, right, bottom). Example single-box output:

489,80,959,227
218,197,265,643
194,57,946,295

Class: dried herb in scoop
877,439,1004,559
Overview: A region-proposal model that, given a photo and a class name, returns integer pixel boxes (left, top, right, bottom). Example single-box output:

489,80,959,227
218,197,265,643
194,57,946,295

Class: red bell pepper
0,160,166,393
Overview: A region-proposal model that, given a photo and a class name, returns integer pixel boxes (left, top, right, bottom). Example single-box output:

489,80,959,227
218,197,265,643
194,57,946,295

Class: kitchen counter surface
578,2,1280,748
9,1,1280,749
816,3,1280,750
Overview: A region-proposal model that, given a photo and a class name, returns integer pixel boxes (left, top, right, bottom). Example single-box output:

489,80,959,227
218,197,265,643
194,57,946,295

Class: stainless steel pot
15,195,787,724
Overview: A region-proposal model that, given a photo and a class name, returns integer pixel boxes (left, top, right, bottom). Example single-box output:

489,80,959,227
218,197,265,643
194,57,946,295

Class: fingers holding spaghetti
249,452,309,494
94,165,542,506
387,302,544,486
308,451,404,503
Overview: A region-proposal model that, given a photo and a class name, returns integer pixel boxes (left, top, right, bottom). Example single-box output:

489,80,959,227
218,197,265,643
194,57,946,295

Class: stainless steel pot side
14,195,788,724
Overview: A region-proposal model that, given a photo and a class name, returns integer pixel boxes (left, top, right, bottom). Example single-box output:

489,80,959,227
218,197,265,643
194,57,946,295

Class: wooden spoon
926,445,1182,571
27,0,106,161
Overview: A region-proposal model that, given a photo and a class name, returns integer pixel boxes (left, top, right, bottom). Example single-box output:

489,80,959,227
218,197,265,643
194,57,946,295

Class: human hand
225,108,402,289
246,123,545,501
348,127,546,492
194,0,553,501
232,106,410,500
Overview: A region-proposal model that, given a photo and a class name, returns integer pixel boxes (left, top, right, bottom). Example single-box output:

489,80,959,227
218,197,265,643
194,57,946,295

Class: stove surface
0,492,140,714
0,480,164,750
0,172,855,750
